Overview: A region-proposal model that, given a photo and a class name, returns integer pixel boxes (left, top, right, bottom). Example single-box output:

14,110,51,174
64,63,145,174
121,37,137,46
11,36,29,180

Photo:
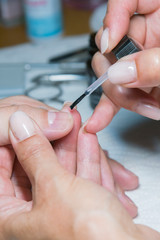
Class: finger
9,111,66,188
107,157,139,191
116,184,138,218
150,87,160,104
108,48,160,88
92,50,160,120
0,95,52,109
85,94,119,133
92,51,111,76
86,51,119,133
77,126,101,184
0,146,15,178
54,104,81,174
100,149,138,218
11,159,32,201
102,0,160,52
128,14,160,49
0,146,15,196
0,104,73,145
100,149,115,193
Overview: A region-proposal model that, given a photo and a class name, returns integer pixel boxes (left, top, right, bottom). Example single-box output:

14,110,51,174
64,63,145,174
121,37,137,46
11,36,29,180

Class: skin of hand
0,110,159,240
85,0,160,133
0,96,138,217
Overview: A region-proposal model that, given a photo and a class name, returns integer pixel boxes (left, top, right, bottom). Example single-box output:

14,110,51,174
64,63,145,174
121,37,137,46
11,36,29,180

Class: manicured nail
134,103,160,120
63,101,72,107
108,61,137,84
10,111,36,142
48,111,72,131
62,101,74,112
123,193,137,207
124,168,138,178
101,28,109,54
116,185,137,207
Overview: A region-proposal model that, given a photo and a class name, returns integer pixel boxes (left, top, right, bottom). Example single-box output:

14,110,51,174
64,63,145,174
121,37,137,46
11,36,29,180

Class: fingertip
123,194,138,218
101,28,109,54
92,51,111,78
62,101,74,112
103,0,135,51
95,27,103,50
116,184,138,218
108,159,139,191
47,110,74,135
123,168,139,190
9,111,36,143
85,96,116,133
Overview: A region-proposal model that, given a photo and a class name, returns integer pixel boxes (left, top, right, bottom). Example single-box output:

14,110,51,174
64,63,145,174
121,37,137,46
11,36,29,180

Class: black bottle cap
112,35,141,59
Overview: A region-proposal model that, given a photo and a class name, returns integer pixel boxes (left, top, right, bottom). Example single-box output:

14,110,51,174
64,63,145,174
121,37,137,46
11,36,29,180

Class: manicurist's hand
86,0,160,133
0,96,138,217
0,110,159,240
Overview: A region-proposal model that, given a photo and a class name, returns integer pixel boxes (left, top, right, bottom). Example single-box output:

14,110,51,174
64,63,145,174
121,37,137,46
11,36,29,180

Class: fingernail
134,103,160,120
48,111,73,131
101,28,109,54
108,61,137,84
10,111,36,142
62,101,74,112
63,101,72,107
123,194,137,207
116,185,136,207
124,168,138,178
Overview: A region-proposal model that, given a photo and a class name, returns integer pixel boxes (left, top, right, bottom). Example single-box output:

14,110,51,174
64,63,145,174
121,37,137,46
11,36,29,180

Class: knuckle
10,104,30,114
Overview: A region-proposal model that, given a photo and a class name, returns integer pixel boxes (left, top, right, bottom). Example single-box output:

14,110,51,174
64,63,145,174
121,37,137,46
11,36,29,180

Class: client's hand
0,96,138,217
0,111,159,240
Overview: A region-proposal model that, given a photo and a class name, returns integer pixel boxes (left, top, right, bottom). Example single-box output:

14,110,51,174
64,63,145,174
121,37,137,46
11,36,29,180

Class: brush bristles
70,93,86,110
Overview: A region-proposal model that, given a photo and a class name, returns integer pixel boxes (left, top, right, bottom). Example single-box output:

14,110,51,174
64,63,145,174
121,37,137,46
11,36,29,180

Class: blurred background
0,0,107,47
0,0,108,109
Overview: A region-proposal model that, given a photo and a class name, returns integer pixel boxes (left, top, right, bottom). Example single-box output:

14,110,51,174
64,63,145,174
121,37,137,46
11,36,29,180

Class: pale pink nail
101,28,109,54
108,61,137,84
116,185,137,207
10,111,36,142
134,103,160,120
124,168,138,178
62,102,73,112
48,111,72,131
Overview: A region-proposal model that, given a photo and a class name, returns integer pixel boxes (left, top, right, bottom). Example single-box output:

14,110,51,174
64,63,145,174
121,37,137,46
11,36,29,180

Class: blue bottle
24,0,63,41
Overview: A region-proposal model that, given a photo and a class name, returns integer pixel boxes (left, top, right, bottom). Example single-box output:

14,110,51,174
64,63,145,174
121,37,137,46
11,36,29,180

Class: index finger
103,0,160,51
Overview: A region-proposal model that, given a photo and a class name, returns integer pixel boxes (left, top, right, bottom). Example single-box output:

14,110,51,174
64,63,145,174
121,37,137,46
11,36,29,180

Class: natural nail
101,28,109,54
10,111,36,142
48,111,73,131
124,168,138,178
62,102,74,112
134,103,160,120
116,185,136,207
108,61,137,84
